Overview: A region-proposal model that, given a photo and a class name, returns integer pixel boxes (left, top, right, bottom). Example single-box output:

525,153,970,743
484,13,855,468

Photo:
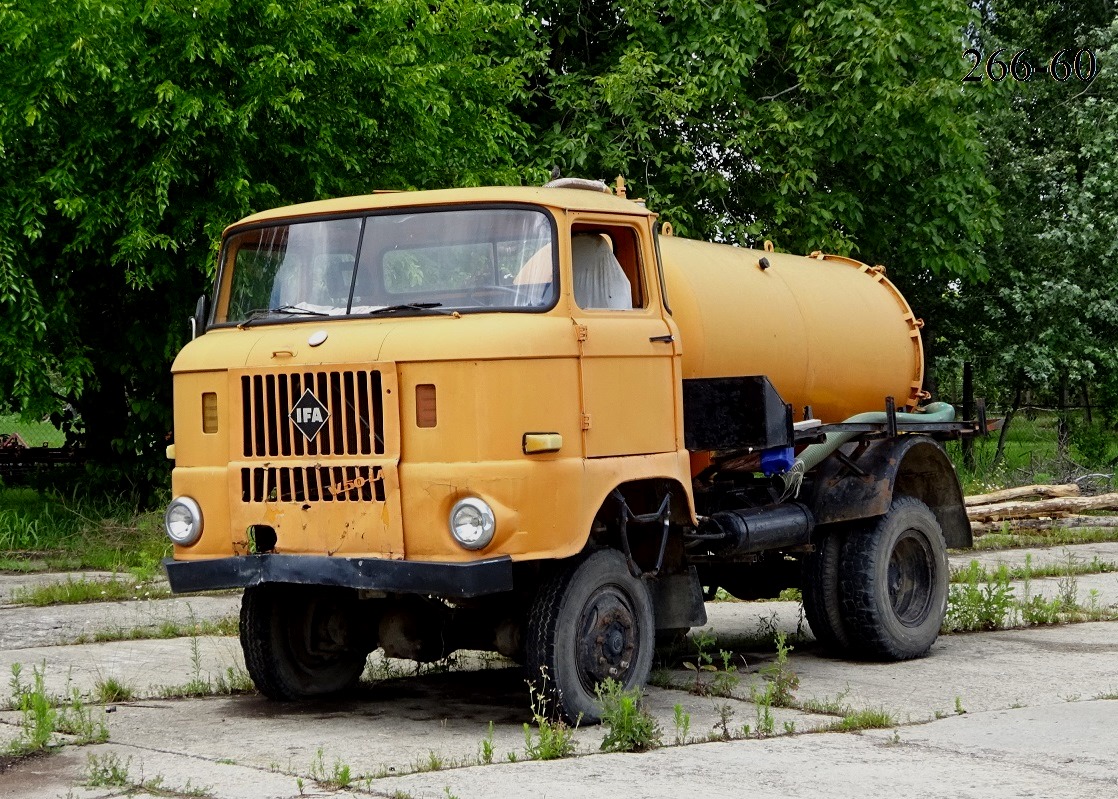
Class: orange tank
660,236,924,423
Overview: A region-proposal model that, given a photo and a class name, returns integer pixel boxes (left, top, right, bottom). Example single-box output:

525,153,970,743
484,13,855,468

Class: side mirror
190,295,209,340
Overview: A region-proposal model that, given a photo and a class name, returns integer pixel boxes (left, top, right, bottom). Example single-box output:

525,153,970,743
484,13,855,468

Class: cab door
569,217,678,458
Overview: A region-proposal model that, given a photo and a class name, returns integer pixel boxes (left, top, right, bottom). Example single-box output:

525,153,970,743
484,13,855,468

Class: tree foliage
527,0,1000,285
1,0,1038,496
0,0,541,492
938,3,1118,430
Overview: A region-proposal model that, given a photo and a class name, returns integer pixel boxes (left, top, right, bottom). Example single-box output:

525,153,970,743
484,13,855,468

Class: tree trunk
993,372,1024,468
966,492,1118,522
972,515,1118,535
964,483,1080,506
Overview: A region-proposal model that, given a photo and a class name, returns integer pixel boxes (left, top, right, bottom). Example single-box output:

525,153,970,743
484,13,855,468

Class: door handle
649,334,674,343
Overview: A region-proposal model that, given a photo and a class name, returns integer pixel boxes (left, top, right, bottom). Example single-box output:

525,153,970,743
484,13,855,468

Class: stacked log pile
966,483,1118,535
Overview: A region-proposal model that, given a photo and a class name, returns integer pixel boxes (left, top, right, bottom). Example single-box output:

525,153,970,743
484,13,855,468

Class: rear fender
806,436,970,548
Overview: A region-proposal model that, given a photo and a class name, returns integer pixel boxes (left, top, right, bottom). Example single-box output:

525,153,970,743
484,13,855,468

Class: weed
751,692,775,737
783,720,796,734
828,707,896,731
757,631,799,708
954,696,966,715
1095,689,1118,700
943,561,1015,632
683,629,740,697
522,669,577,761
86,753,132,787
713,703,735,741
444,787,461,799
479,720,495,765
56,687,109,744
797,689,852,717
777,587,803,602
8,663,57,754
309,748,354,788
595,678,662,752
417,751,444,773
94,676,135,704
672,703,691,745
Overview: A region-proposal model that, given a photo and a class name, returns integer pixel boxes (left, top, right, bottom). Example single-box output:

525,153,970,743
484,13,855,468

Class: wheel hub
576,587,637,690
888,530,934,627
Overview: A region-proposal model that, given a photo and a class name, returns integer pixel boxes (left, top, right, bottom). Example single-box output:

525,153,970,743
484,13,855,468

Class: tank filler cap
758,257,772,271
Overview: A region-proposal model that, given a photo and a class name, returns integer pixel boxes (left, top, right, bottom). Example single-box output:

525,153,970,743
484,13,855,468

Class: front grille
241,465,386,503
241,370,384,457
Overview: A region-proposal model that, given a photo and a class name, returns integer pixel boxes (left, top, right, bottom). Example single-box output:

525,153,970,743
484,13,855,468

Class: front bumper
163,554,514,598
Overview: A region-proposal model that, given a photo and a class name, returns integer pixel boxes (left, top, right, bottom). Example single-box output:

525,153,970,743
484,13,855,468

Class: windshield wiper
364,302,450,316
238,305,331,327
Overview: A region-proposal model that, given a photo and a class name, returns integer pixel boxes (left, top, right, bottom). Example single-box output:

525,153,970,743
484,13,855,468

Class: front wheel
838,497,948,661
240,583,370,700
526,549,655,724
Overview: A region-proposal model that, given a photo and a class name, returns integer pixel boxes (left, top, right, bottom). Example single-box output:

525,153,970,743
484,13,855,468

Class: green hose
781,402,956,497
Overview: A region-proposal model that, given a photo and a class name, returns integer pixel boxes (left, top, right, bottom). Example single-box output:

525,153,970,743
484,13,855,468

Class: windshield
216,208,556,324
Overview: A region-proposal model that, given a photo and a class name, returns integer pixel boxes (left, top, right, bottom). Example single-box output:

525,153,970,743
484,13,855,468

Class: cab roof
227,185,655,233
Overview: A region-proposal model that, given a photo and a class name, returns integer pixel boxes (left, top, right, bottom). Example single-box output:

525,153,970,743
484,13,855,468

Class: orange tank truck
163,178,985,723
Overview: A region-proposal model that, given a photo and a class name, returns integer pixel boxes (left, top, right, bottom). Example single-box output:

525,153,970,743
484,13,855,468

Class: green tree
526,0,999,283
938,2,1118,467
0,0,541,495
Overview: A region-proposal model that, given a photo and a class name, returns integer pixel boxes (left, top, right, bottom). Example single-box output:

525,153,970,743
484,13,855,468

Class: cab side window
570,225,645,310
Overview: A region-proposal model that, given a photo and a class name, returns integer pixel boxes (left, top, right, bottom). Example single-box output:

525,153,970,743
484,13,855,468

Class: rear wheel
838,497,948,660
802,527,851,654
240,583,370,699
526,549,654,724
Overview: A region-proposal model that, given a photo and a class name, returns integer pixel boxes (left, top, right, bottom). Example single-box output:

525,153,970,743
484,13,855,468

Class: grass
970,525,1118,551
73,615,239,645
0,414,65,447
9,575,171,606
945,409,1117,492
950,554,1117,584
0,486,169,575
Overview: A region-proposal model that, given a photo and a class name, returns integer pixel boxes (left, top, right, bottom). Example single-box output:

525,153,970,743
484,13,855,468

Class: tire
240,583,369,700
838,497,949,661
526,549,655,724
802,527,852,654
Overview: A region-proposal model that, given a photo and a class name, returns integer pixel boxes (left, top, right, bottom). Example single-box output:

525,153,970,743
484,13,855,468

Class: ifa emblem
290,389,330,440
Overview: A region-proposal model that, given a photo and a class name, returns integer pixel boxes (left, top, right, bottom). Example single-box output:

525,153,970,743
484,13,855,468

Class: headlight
164,497,204,546
449,497,495,550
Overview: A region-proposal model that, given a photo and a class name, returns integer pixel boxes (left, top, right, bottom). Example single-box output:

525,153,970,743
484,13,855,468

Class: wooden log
971,514,1118,536
964,483,1079,506
967,492,1118,523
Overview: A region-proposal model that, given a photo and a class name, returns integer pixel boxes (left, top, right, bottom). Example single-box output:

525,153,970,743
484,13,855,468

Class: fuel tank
660,236,924,423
